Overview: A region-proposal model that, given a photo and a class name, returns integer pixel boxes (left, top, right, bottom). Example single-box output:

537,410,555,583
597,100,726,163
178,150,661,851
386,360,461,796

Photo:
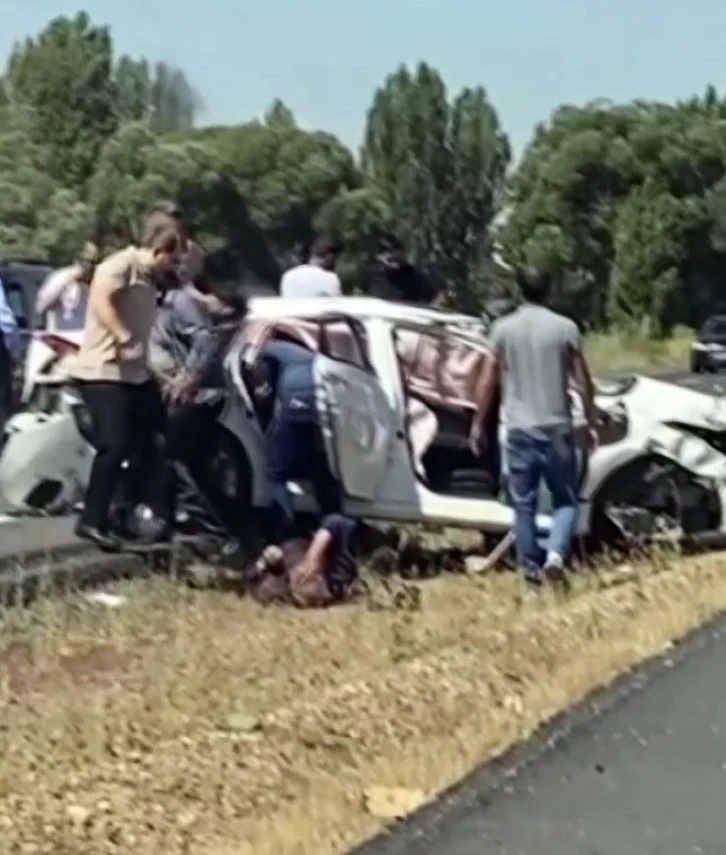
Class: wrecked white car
218,297,725,547
1,297,725,550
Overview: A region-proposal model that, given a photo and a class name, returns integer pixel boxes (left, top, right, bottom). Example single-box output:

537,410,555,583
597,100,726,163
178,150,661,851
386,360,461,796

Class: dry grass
0,547,724,854
585,326,692,374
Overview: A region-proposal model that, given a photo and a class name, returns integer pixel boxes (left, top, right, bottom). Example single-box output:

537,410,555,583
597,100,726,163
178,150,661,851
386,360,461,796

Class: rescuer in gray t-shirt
491,302,580,432
470,267,596,587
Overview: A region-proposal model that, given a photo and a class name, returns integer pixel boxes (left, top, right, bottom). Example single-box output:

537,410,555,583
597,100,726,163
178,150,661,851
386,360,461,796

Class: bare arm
569,343,596,429
472,355,500,431
35,266,80,314
288,529,335,607
88,262,132,344
469,348,501,455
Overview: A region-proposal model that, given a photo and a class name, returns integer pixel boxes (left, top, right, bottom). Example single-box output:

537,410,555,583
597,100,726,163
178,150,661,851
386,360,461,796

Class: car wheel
202,427,260,557
589,454,719,552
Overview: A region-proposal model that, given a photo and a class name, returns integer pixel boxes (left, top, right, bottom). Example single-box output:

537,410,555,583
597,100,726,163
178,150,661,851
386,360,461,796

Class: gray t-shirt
490,304,581,432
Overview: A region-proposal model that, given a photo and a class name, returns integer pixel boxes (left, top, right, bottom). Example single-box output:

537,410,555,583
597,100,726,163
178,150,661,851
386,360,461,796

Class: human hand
164,372,198,404
587,424,599,452
117,337,143,363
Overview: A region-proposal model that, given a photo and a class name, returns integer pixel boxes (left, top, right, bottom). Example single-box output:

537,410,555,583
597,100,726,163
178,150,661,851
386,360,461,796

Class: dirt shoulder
0,551,724,854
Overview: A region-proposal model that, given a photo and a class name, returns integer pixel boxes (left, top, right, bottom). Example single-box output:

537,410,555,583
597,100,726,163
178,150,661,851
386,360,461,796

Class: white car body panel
0,390,92,513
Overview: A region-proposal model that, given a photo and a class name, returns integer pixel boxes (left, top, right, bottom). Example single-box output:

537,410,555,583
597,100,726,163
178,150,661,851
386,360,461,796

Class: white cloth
280,264,341,298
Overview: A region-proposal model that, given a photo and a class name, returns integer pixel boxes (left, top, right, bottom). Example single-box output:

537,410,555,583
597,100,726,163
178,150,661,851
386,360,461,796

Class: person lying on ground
247,514,378,607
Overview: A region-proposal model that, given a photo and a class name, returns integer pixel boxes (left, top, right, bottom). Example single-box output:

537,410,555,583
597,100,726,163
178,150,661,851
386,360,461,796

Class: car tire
204,426,259,554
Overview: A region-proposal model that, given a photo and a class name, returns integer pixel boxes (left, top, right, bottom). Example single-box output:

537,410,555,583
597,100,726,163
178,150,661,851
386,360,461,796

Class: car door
313,314,395,500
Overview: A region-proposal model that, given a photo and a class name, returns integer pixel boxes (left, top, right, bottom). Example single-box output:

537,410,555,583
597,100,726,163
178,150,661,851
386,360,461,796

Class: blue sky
2,0,725,158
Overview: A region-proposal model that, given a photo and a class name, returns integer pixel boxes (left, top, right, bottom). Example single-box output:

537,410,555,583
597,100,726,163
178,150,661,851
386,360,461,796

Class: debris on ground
363,786,427,820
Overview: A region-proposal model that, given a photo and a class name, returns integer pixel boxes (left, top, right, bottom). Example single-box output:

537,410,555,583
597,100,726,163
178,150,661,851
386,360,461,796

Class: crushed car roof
247,295,485,330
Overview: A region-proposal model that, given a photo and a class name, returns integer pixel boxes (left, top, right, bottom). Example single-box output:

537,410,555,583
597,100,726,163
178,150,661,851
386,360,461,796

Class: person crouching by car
256,338,340,542
248,514,376,607
149,251,247,537
71,216,184,551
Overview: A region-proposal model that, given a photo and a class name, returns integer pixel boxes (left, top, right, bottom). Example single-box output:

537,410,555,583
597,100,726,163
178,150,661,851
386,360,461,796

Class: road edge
348,606,726,854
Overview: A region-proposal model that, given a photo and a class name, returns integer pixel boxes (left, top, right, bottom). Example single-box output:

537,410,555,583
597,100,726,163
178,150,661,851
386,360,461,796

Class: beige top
71,246,158,385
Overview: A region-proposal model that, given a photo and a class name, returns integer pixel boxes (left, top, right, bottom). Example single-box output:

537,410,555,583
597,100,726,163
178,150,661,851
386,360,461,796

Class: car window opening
391,326,502,499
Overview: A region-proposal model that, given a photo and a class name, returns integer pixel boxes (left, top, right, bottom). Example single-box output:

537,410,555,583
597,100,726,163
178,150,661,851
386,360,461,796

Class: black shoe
74,522,121,553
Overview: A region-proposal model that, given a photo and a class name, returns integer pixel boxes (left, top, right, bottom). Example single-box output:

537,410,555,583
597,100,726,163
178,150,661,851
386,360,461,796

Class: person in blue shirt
256,338,340,542
0,276,20,428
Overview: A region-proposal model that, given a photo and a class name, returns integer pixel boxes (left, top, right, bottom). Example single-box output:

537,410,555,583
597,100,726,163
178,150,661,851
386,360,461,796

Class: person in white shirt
280,236,342,298
35,242,99,344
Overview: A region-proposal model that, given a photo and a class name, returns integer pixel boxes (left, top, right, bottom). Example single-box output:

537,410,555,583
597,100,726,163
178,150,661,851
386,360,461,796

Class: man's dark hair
194,250,249,316
139,213,184,254
309,235,341,260
515,266,552,304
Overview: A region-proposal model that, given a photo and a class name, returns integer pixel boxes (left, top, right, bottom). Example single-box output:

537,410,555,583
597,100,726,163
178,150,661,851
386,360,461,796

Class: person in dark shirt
149,252,247,536
258,339,339,541
368,238,439,305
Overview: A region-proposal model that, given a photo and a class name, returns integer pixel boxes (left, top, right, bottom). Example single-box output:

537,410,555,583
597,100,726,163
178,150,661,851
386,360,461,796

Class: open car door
313,315,395,500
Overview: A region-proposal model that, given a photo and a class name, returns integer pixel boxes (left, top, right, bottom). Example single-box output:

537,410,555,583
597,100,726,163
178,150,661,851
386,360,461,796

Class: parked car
691,315,726,373
0,259,53,400
1,297,725,550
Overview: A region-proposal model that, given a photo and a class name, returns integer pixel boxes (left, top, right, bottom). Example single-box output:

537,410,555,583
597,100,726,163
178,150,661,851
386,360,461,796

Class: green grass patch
585,326,693,374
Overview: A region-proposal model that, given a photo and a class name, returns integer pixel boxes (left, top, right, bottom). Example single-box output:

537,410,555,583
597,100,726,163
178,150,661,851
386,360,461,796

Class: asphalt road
354,616,726,855
0,514,78,558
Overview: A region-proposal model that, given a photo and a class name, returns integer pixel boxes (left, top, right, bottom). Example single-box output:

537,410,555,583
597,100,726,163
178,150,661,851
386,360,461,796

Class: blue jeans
265,387,339,542
506,426,578,579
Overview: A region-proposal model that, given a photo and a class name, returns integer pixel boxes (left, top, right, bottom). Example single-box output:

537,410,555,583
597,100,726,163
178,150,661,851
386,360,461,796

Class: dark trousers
166,399,240,534
78,380,171,531
265,396,339,542
0,337,13,432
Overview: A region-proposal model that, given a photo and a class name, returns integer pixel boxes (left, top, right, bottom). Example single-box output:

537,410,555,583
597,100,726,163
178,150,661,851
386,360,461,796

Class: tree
502,97,726,331
0,102,89,263
608,182,686,334
87,121,280,284
315,186,395,291
3,12,118,188
265,99,296,130
192,120,360,266
362,62,510,307
115,57,204,133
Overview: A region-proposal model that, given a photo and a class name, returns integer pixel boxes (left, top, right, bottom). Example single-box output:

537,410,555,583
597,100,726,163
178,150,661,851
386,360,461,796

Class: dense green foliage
1,12,726,333
501,91,726,332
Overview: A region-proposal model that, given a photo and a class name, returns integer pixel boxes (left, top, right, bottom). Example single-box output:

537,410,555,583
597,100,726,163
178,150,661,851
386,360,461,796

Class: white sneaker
543,551,566,584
